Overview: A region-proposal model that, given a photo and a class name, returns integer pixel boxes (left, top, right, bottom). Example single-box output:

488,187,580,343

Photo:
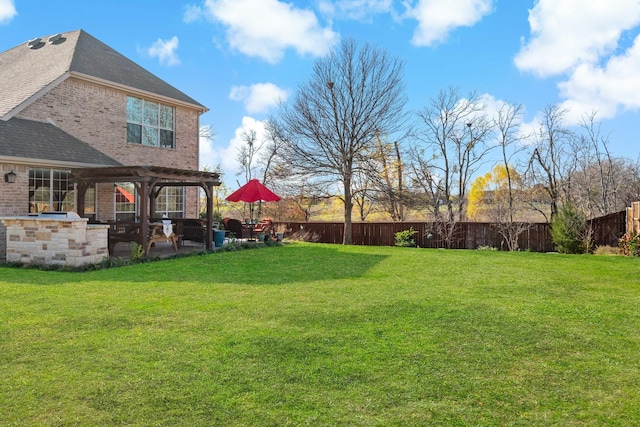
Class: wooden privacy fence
281,210,626,252
590,210,627,247
627,201,640,234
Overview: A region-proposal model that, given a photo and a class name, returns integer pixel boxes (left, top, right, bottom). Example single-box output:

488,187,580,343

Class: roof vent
27,37,45,50
48,33,63,44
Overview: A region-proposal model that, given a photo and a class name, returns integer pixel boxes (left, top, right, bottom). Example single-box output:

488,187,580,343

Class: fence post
628,201,640,234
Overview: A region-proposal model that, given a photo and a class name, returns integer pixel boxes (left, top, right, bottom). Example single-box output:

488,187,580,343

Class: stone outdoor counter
1,212,109,267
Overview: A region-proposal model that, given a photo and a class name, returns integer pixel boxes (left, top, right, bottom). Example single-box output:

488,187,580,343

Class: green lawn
1,243,639,426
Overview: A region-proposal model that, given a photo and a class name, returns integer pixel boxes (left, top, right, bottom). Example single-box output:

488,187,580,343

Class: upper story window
126,96,175,148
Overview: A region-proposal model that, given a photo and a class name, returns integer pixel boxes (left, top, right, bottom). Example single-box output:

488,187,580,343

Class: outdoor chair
179,218,207,243
223,218,252,240
107,222,141,255
253,219,273,240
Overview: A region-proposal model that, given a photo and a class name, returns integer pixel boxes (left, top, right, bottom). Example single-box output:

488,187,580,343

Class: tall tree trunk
394,141,404,221
343,178,353,244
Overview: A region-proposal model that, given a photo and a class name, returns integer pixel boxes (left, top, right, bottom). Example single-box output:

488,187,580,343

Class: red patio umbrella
226,179,281,203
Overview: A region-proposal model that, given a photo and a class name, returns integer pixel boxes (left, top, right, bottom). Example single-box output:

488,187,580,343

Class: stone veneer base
0,216,109,267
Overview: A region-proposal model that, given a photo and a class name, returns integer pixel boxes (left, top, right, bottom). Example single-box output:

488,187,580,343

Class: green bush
550,202,592,254
129,242,145,261
394,227,417,247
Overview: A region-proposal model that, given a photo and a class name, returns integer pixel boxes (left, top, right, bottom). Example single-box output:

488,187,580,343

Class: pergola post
76,181,89,218
205,182,214,250
138,181,149,252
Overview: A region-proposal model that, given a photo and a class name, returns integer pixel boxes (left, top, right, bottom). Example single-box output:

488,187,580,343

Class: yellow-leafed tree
468,164,523,221
467,164,534,250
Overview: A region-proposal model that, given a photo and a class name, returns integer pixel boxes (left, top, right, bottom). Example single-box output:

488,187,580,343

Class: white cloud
201,0,339,63
476,93,504,119
513,1,640,125
558,33,640,122
318,0,393,21
0,0,16,24
183,4,204,23
200,117,267,182
146,36,181,66
478,94,541,145
515,0,640,78
406,0,494,47
229,83,289,114
199,127,218,171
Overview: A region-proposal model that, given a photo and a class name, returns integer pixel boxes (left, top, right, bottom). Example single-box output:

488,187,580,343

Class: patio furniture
107,222,141,255
179,218,207,243
146,221,178,255
253,219,273,241
223,218,252,240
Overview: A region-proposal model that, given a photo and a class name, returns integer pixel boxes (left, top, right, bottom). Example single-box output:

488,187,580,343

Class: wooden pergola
70,166,221,251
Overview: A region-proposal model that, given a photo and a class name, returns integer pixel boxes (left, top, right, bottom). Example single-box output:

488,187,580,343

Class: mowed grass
1,243,639,426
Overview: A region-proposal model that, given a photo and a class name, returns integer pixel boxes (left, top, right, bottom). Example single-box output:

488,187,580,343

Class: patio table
147,221,178,254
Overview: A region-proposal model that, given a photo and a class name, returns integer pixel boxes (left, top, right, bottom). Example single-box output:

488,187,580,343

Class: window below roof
156,186,185,218
113,182,184,221
28,168,96,219
114,182,137,222
126,96,175,148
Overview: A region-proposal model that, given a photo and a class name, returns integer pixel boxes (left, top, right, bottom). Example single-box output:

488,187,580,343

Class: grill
33,211,81,219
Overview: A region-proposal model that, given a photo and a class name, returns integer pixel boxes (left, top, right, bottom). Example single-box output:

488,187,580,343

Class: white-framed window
114,182,137,222
126,96,175,148
156,186,184,218
28,168,93,214
82,185,97,220
113,184,184,221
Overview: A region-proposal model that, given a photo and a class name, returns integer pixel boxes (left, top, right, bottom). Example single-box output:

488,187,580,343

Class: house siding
1,77,203,259
0,164,29,260
15,77,201,219
16,77,200,170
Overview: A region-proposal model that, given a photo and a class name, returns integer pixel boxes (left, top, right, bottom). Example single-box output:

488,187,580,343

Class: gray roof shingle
0,117,122,167
0,29,206,118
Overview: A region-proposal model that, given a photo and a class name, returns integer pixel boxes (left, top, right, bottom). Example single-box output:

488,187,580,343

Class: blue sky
2,0,640,186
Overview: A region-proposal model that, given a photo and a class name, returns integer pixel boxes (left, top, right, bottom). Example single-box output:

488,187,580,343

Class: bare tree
236,128,262,183
351,168,377,221
277,38,407,244
408,147,443,221
289,180,324,221
260,120,284,186
367,134,407,221
627,157,640,204
490,103,533,250
249,120,287,219
410,87,493,247
209,164,228,219
234,128,264,220
569,111,625,217
199,124,216,141
526,105,576,222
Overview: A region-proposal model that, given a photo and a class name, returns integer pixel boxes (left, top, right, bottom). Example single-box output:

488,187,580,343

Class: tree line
230,38,640,246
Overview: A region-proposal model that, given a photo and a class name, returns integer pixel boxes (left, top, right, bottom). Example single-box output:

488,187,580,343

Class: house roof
0,117,122,167
0,29,206,119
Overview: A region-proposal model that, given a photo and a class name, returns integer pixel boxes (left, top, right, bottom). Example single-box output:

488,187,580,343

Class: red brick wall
0,164,30,259
13,77,203,222
17,77,200,169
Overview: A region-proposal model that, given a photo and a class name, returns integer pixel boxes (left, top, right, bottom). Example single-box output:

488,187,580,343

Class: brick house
0,30,218,258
